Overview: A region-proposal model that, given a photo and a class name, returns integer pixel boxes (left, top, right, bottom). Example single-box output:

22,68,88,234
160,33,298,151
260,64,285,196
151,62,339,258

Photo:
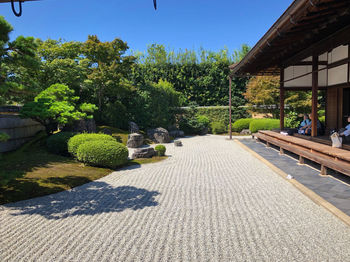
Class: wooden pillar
229,75,232,140
311,55,319,137
280,69,285,130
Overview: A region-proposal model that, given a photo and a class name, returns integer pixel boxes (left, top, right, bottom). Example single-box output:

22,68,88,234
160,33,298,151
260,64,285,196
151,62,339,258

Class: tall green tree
244,75,314,117
82,35,136,121
0,16,41,104
37,39,89,98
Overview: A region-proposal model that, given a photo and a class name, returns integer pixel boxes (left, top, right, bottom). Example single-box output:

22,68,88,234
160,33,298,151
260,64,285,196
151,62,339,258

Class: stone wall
0,115,44,153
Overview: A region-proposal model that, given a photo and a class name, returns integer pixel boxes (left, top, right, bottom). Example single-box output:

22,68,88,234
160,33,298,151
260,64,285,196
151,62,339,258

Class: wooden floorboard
259,131,350,162
255,130,350,177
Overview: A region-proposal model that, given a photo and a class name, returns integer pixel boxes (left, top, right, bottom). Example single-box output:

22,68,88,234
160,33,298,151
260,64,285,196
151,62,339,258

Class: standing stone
62,119,96,133
131,147,155,159
147,127,171,143
169,130,185,138
129,121,139,134
127,133,144,148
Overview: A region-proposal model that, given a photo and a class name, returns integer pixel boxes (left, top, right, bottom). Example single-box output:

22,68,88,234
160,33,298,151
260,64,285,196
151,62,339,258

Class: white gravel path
1,135,350,262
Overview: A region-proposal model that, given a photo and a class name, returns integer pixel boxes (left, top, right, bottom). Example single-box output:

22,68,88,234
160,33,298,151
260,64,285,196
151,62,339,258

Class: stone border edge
234,139,350,228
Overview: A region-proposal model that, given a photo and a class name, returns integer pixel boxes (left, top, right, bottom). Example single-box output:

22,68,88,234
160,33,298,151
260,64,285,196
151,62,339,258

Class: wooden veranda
229,0,350,176
230,0,350,138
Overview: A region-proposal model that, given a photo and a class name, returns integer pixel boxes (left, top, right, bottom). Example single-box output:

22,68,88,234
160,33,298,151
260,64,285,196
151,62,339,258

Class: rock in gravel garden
131,147,155,159
127,133,144,148
147,127,171,143
240,129,251,135
169,130,185,138
174,140,182,147
129,121,139,133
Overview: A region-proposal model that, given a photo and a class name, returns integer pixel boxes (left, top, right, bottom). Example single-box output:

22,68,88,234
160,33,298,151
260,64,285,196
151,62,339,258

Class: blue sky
1,0,293,53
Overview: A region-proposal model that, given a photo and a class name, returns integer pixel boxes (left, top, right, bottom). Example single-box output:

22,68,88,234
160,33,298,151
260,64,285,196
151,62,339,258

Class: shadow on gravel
7,182,160,220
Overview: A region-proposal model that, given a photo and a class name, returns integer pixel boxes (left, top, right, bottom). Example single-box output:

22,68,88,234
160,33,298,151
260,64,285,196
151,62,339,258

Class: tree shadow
44,176,92,188
6,181,160,220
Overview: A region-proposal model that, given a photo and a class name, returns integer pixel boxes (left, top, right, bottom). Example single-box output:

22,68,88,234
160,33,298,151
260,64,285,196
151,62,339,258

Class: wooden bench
254,130,350,177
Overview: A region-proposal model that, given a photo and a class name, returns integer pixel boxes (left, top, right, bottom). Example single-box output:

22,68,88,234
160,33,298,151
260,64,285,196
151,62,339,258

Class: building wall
0,115,45,153
284,45,349,88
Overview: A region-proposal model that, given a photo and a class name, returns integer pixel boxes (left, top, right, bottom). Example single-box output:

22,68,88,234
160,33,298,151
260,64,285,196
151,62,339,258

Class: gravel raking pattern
1,135,350,261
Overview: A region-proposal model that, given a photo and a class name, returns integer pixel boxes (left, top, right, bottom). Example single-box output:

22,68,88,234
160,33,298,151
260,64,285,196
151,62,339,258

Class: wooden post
280,69,285,130
298,155,304,164
320,165,327,176
311,55,319,137
229,75,232,140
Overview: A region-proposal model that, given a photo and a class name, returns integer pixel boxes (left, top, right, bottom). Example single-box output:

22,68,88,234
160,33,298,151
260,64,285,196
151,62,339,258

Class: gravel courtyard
1,135,350,261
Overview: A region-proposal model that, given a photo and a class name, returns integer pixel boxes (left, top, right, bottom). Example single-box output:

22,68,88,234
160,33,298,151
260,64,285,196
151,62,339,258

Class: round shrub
231,118,254,132
155,144,166,156
211,121,226,134
68,133,116,156
77,140,128,168
46,132,75,155
249,119,279,133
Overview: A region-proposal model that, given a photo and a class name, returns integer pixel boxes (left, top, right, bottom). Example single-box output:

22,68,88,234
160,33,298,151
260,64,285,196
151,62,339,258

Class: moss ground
0,129,167,204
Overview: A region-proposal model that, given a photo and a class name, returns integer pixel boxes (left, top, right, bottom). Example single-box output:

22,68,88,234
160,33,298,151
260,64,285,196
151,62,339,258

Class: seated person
298,114,311,134
339,116,350,142
305,114,322,135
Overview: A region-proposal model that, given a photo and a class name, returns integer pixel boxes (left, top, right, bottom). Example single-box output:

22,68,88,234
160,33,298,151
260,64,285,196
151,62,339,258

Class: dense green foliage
182,106,249,129
284,112,300,129
132,44,250,107
155,145,166,156
46,132,75,155
232,118,254,132
20,84,97,134
68,133,116,156
245,76,325,119
211,121,226,134
0,16,41,105
319,116,325,124
179,113,210,135
130,79,184,129
249,119,280,133
2,17,251,133
77,140,128,168
0,132,10,142
82,35,135,123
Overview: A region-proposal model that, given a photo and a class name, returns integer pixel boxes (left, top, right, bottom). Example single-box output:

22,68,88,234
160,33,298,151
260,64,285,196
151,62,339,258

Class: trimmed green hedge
231,118,254,132
249,119,280,133
77,140,128,168
211,121,226,134
47,132,75,155
68,133,116,156
155,144,166,156
181,106,249,127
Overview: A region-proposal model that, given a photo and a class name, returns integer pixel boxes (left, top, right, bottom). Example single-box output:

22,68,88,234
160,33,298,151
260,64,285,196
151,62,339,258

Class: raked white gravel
1,135,350,261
